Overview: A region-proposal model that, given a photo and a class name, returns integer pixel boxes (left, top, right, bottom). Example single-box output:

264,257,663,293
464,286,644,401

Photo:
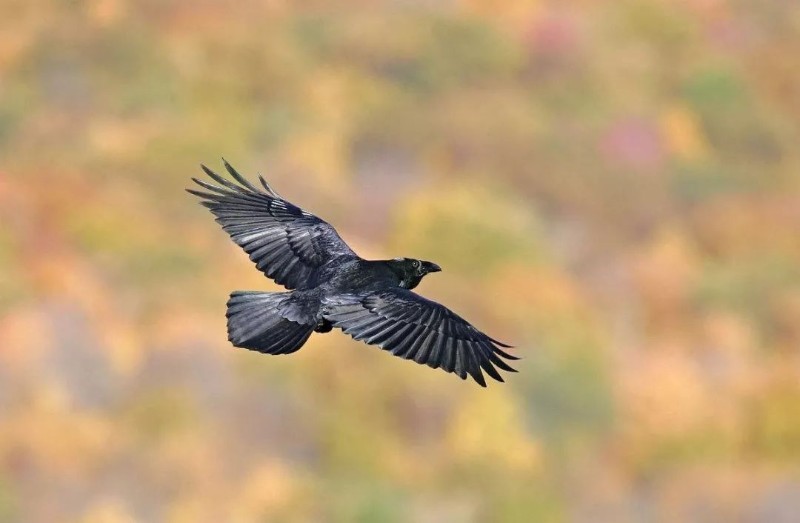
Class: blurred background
1,0,800,521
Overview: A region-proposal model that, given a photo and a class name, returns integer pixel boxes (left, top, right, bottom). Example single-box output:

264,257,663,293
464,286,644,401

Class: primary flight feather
188,160,517,386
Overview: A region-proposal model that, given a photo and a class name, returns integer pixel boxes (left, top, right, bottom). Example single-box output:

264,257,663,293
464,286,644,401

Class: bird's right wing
323,288,517,386
188,161,356,290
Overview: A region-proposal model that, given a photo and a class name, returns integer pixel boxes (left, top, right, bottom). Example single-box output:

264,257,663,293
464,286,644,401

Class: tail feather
226,291,314,355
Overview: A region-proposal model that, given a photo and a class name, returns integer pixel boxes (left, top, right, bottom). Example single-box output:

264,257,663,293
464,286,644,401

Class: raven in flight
188,161,517,386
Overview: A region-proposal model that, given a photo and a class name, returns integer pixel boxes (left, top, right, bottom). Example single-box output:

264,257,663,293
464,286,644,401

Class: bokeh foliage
1,0,800,521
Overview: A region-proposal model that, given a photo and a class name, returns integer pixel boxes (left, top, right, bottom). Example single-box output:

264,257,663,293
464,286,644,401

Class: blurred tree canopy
1,0,800,521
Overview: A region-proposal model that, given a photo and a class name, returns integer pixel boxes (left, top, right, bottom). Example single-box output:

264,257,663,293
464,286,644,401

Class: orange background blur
1,1,800,522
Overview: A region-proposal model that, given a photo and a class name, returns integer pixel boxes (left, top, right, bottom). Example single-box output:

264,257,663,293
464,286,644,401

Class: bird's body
188,161,517,386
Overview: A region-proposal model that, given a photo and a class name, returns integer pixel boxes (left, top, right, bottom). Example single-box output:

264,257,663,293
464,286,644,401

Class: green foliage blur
1,1,800,521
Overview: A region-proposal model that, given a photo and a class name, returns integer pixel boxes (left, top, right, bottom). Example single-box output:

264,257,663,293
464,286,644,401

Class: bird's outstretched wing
323,288,517,386
188,160,356,290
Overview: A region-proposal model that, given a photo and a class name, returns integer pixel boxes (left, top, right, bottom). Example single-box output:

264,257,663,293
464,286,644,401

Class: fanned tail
226,291,314,355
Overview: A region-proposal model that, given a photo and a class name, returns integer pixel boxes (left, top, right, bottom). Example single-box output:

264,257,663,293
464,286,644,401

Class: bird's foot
314,319,333,333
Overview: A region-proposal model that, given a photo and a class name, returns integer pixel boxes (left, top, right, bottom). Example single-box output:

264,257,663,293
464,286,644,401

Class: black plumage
188,160,517,386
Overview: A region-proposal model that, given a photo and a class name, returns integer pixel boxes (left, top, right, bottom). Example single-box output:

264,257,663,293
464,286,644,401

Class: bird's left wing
323,288,517,386
188,161,356,290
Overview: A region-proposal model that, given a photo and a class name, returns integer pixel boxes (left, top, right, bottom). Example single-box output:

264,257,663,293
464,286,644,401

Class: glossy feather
189,162,517,386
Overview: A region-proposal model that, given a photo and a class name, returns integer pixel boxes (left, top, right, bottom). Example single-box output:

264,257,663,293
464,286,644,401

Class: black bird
188,161,517,386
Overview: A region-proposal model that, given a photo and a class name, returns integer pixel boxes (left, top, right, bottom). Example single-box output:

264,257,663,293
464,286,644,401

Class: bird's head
389,257,441,289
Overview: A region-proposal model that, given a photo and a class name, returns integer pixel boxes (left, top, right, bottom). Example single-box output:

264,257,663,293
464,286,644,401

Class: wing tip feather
222,157,260,193
494,347,521,361
488,335,514,348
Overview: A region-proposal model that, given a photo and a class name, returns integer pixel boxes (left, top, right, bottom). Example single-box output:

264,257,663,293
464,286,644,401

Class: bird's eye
413,260,421,269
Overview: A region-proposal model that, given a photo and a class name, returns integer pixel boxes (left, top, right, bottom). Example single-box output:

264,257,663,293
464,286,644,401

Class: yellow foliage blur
1,0,799,521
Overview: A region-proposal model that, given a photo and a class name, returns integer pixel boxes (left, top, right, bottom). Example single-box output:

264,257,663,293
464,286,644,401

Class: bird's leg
314,319,333,333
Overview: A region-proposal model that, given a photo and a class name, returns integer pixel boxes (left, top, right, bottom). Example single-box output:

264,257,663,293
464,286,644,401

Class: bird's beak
425,262,442,273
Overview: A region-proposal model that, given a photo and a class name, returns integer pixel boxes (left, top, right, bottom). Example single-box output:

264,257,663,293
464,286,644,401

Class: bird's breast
320,259,400,295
